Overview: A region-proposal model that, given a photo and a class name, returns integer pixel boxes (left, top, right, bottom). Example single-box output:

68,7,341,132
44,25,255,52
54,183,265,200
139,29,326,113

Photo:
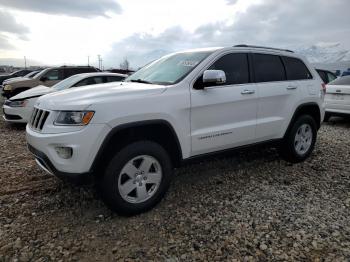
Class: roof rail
234,44,294,53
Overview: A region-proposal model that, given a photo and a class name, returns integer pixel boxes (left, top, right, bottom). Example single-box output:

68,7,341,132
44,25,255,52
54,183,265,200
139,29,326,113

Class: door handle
241,89,255,95
287,85,298,90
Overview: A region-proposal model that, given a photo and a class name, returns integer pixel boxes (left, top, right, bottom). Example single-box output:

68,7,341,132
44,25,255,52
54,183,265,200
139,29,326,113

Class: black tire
98,141,173,216
279,115,317,163
323,113,331,122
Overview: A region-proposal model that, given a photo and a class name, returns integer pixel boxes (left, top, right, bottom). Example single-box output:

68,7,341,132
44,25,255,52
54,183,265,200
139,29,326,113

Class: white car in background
324,75,350,121
2,72,127,123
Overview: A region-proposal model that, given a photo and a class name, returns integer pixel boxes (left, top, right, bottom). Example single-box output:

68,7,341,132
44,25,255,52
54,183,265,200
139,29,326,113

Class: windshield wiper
129,79,152,84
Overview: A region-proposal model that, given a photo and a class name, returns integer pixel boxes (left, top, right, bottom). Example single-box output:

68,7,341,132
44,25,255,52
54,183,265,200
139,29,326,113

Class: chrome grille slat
33,110,42,128
30,107,50,132
30,108,38,126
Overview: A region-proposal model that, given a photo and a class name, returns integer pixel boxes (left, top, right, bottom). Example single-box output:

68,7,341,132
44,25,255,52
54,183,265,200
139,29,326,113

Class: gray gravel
0,116,350,261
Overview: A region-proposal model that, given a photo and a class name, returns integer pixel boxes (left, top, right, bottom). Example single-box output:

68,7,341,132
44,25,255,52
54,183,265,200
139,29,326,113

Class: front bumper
2,104,32,123
27,143,92,184
26,123,111,176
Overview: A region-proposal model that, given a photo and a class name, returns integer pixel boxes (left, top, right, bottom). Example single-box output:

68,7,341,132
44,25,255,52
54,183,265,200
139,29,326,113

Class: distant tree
120,57,130,70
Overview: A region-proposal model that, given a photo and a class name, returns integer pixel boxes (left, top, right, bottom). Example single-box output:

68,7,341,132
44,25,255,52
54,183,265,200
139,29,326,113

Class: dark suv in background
0,69,33,85
2,66,99,98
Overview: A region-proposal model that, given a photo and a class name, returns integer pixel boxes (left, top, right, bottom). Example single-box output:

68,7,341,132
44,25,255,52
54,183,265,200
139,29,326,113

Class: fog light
55,146,73,159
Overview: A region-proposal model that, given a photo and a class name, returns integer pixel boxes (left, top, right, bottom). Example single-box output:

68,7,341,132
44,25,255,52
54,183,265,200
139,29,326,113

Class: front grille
29,107,50,131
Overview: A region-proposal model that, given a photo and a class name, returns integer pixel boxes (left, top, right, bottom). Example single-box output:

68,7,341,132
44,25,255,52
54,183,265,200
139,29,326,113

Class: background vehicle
1,70,42,88
316,69,337,84
324,75,350,121
2,66,99,98
26,45,324,215
0,69,33,85
3,72,126,123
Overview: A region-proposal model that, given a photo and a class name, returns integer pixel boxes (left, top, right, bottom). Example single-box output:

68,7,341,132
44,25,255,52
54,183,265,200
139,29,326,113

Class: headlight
7,99,28,107
3,85,12,91
54,111,94,126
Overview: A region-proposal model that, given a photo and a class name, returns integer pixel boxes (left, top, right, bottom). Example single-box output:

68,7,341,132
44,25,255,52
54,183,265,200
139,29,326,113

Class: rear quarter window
283,56,312,80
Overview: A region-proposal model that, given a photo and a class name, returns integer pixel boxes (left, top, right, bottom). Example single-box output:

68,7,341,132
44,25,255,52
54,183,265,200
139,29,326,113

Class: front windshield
52,74,82,91
24,71,37,78
33,68,50,79
125,51,212,85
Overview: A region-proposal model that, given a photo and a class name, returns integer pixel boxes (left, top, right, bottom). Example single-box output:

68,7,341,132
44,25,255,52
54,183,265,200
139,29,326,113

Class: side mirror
203,70,226,85
41,76,48,82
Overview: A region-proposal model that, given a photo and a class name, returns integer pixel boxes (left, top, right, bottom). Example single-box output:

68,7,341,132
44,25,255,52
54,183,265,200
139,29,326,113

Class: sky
0,0,349,69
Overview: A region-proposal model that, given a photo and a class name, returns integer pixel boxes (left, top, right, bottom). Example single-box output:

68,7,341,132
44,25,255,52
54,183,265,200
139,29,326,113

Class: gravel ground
0,115,350,261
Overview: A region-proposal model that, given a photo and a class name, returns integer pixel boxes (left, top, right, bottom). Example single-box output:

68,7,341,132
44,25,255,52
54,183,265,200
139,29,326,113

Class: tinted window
74,76,104,87
327,72,337,83
44,69,60,80
17,70,31,76
208,53,249,85
253,54,286,82
316,70,327,83
283,56,312,80
106,76,125,82
329,75,350,86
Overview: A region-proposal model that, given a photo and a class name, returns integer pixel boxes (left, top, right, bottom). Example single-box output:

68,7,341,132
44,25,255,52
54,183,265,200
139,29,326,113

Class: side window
106,76,125,82
73,76,103,87
44,69,60,80
253,53,286,83
282,56,312,80
74,77,96,87
327,72,336,83
93,76,104,84
64,68,78,78
208,53,249,85
317,70,327,83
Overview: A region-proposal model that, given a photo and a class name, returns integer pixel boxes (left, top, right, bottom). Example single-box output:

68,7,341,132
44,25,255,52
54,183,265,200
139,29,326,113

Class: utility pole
24,56,27,69
101,58,103,71
97,55,101,70
87,56,90,66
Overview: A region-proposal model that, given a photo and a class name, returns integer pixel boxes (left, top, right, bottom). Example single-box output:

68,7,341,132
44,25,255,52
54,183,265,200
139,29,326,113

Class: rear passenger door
190,52,258,155
253,53,302,141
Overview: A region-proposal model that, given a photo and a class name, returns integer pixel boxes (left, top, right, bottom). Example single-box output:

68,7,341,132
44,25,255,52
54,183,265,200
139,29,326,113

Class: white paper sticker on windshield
178,60,199,67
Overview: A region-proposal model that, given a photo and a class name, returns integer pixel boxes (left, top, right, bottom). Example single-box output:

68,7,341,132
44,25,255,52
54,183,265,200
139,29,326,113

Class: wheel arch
90,120,183,177
285,102,321,137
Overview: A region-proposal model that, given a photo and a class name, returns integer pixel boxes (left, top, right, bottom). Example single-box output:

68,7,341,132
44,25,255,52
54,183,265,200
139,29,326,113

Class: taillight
321,83,326,94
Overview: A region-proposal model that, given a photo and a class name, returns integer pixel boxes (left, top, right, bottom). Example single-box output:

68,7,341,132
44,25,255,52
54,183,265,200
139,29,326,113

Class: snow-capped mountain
296,43,350,64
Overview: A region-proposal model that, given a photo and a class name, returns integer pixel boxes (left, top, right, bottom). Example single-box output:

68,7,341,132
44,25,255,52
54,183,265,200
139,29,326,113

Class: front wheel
98,141,173,216
279,115,317,163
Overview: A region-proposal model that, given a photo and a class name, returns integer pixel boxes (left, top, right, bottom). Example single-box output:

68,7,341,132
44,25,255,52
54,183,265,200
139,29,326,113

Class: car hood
6,78,38,88
10,85,53,100
36,82,167,110
3,77,29,84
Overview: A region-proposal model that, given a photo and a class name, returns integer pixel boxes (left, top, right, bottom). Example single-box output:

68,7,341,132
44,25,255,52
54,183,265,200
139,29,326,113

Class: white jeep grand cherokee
26,45,325,215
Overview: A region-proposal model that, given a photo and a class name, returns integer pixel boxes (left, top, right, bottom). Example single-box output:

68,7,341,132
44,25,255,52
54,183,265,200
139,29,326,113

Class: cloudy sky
0,0,349,68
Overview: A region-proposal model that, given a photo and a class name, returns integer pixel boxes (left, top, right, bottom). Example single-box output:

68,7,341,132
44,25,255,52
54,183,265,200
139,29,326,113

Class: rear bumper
325,102,350,115
27,143,92,184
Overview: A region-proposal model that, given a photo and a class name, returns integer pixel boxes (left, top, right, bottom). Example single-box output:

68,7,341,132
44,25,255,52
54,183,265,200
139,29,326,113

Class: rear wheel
98,141,172,216
279,115,317,163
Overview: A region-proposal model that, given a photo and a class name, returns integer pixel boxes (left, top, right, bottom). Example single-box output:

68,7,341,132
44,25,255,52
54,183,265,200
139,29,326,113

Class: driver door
190,53,258,156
